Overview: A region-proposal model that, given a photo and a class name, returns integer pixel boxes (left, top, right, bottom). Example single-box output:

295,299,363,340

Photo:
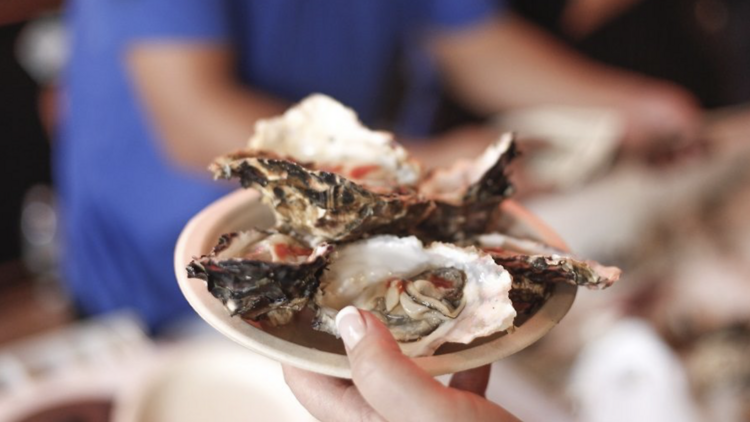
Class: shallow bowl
174,189,576,378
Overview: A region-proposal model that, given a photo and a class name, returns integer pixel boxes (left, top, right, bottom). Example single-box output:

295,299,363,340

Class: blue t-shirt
58,0,500,332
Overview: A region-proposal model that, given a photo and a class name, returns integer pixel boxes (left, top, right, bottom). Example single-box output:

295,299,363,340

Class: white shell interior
248,94,420,186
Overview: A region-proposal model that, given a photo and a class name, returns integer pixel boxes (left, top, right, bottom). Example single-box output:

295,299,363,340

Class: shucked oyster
464,233,621,317
210,153,434,243
416,133,517,241
477,233,621,290
187,230,332,326
210,95,432,243
313,235,516,357
245,94,421,189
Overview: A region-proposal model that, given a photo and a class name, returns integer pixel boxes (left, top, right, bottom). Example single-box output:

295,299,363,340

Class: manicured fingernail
336,306,365,349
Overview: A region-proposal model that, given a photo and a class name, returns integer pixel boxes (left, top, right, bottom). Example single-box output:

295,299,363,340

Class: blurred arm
127,44,287,170
430,14,700,148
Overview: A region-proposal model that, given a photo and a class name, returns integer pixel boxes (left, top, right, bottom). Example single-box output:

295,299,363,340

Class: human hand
283,306,520,422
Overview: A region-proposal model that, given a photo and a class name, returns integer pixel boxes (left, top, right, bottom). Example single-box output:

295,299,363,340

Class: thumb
336,306,457,422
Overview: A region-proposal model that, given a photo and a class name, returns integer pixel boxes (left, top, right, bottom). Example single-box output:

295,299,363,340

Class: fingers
282,364,379,422
449,364,491,397
336,306,457,422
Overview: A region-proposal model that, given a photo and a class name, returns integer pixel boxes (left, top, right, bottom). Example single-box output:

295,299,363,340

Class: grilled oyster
312,235,516,357
187,230,332,325
416,133,517,241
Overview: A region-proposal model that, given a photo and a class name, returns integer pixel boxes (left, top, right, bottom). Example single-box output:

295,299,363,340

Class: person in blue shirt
59,0,699,334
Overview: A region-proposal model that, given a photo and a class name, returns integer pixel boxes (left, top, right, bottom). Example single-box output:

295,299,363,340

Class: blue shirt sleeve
419,0,505,30
119,0,231,42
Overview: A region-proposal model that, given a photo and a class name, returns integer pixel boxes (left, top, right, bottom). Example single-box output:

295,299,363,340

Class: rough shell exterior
186,230,332,325
210,152,434,244
477,232,622,290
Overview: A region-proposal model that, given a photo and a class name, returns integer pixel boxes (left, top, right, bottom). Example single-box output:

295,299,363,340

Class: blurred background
1,0,749,421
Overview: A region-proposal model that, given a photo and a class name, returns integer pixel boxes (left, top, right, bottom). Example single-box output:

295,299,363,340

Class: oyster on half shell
210,153,434,244
210,95,432,244
187,230,332,326
477,233,621,290
245,94,421,190
312,235,516,357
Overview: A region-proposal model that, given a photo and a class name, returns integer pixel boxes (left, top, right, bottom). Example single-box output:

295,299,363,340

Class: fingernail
336,306,365,350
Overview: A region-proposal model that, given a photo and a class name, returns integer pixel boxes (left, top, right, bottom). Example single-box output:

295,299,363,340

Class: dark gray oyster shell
477,232,621,290
186,230,332,325
416,133,517,241
210,152,434,244
474,232,621,317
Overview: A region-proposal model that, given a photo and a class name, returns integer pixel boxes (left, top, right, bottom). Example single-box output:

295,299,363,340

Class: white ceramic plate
175,189,576,378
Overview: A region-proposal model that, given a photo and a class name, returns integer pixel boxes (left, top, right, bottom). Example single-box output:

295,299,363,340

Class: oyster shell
210,153,434,243
187,230,332,325
312,235,516,357
243,94,420,190
416,133,517,241
476,232,621,290
210,95,433,243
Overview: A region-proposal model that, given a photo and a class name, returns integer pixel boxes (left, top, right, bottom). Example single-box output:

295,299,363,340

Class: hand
283,307,520,422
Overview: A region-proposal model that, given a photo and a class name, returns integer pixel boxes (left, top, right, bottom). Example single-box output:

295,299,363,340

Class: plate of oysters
175,95,621,378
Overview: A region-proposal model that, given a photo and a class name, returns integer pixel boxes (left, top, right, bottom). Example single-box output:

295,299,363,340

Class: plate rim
175,189,577,378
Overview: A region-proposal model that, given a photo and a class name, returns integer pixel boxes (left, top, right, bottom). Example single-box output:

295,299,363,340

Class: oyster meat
187,230,332,325
313,235,516,357
416,133,517,241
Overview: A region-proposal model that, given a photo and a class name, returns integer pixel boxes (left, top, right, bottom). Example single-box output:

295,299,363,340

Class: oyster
187,230,332,325
313,235,516,357
477,233,622,290
245,94,421,189
416,133,517,241
210,95,432,243
210,153,434,243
